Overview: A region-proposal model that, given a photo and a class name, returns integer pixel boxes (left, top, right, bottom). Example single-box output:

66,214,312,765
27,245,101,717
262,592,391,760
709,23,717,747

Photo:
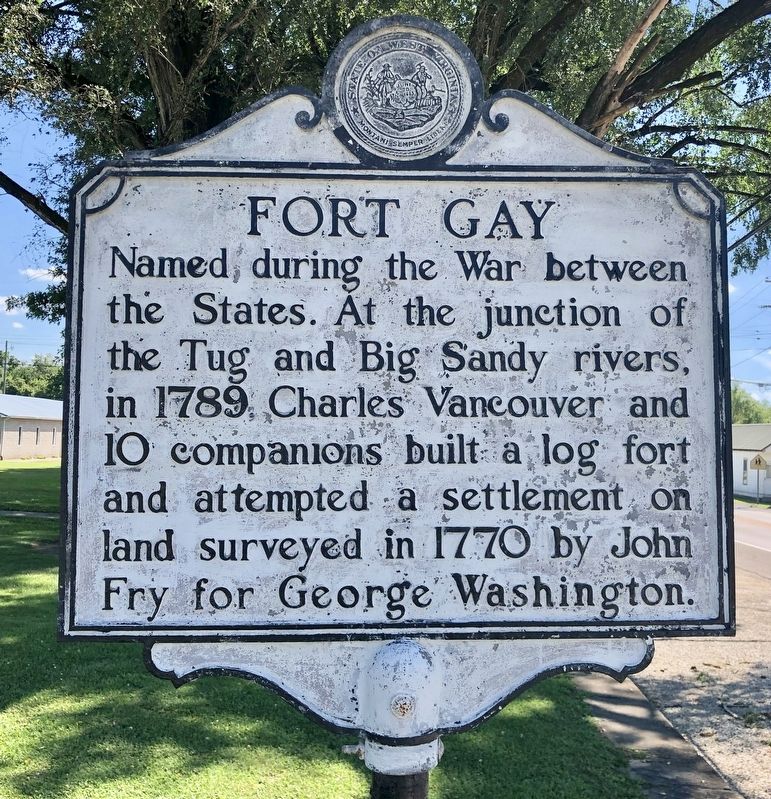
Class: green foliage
0,460,60,512
1,0,770,320
0,352,63,399
535,0,692,122
731,383,771,423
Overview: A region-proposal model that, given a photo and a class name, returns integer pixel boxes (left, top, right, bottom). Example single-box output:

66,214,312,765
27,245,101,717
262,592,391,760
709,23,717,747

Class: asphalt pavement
734,506,771,579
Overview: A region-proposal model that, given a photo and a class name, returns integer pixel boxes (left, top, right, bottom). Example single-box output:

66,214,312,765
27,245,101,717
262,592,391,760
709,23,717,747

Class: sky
0,107,65,361
727,260,771,402
2,106,771,401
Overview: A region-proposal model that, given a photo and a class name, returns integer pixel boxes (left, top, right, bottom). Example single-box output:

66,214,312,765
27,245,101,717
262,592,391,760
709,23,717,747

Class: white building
0,395,63,460
732,423,771,499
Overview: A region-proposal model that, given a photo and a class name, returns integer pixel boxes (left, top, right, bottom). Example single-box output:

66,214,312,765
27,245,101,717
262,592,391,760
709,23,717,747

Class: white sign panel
61,18,732,647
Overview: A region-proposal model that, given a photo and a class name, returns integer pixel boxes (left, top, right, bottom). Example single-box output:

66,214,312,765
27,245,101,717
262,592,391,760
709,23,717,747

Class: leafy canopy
1,0,770,320
0,352,63,399
731,383,771,422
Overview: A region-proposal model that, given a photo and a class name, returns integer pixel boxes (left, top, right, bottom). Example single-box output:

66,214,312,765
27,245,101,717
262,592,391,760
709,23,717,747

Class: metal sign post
750,454,766,502
370,772,429,799
61,16,734,793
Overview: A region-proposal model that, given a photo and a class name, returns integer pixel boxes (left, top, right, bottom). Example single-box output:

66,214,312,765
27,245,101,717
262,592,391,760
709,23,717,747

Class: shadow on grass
7,668,358,796
0,517,60,580
0,515,362,796
1,517,645,799
0,465,61,513
2,571,362,795
435,679,644,799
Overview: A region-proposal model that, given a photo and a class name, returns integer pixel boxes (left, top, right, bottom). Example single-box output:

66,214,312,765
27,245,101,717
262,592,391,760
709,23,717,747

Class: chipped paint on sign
60,14,733,745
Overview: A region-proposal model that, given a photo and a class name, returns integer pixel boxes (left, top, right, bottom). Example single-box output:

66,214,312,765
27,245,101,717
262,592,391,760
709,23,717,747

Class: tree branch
661,135,771,158
493,0,593,92
650,68,725,93
636,94,685,129
54,57,151,150
586,70,721,131
468,0,538,86
620,32,663,86
703,169,771,178
0,170,67,234
37,1,84,16
622,0,771,101
730,186,771,224
724,189,766,197
729,216,771,251
40,1,78,10
576,0,670,131
629,123,771,135
609,0,670,76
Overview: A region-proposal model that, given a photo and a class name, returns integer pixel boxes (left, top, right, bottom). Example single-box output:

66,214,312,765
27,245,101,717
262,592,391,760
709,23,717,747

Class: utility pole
1,340,7,394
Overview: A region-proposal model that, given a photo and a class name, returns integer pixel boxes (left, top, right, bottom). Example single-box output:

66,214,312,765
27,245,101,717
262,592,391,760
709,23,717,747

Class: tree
731,383,771,422
1,0,770,320
0,352,64,399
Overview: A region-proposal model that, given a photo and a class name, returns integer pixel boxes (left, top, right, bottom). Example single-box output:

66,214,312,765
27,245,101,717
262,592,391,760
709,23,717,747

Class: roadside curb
574,673,744,798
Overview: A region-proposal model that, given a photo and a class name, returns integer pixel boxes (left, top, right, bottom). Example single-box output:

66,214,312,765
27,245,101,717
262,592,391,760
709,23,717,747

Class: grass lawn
733,493,771,510
0,459,61,513
0,462,646,798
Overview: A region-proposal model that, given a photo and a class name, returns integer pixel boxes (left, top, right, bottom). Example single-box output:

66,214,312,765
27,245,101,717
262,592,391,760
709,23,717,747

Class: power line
732,377,771,385
730,279,771,314
732,348,770,367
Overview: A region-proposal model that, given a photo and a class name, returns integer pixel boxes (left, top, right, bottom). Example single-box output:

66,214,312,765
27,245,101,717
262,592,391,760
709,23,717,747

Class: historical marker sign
61,16,733,751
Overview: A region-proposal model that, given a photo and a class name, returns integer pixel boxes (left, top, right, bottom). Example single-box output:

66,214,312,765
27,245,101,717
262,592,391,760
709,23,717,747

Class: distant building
732,423,771,499
0,395,63,460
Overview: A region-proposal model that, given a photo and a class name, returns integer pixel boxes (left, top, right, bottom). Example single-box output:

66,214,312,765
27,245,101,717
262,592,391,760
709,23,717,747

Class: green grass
733,493,771,510
0,462,646,798
0,459,61,513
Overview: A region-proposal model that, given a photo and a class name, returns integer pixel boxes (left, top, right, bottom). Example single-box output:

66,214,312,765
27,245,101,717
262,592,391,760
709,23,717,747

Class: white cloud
752,384,771,404
11,322,23,329
19,267,57,282
0,297,21,316
749,353,771,374
728,282,737,294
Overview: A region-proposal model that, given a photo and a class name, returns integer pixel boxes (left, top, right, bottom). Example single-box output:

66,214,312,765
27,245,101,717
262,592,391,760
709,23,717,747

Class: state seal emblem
329,22,476,161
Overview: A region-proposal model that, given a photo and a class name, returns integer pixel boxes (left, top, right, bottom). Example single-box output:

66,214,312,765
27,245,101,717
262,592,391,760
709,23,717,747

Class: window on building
35,427,40,446
52,428,56,445
17,427,22,446
743,458,749,485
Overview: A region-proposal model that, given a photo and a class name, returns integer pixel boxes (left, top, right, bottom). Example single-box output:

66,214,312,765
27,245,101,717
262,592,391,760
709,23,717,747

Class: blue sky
2,105,770,401
0,108,65,360
727,261,771,402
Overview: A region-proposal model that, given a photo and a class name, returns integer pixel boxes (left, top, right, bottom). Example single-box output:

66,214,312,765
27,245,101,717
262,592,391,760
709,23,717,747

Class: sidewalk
577,567,770,799
574,673,742,798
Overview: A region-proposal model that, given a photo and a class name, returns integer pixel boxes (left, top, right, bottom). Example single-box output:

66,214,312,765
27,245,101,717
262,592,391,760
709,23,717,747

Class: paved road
734,507,771,578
